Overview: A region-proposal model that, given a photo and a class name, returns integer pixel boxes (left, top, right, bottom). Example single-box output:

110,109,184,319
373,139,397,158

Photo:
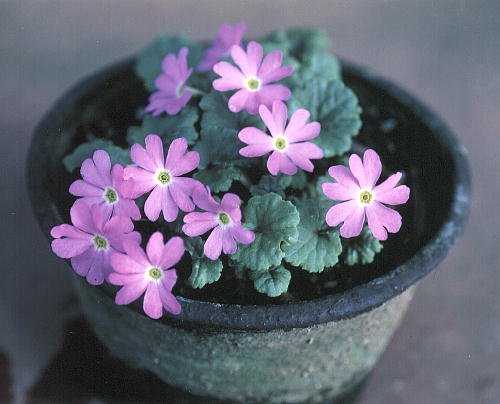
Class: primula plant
52,23,410,319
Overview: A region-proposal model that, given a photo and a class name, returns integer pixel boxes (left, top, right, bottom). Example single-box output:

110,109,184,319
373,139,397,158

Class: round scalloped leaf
194,166,242,193
288,79,362,158
62,139,131,173
126,106,199,147
185,237,223,288
135,35,202,92
342,226,383,266
283,197,342,273
249,266,291,297
231,193,300,271
199,90,263,132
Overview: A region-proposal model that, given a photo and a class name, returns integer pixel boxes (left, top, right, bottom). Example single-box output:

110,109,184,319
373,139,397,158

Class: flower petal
222,228,237,255
130,143,157,172
228,88,250,113
145,134,165,169
328,165,360,190
69,180,103,197
108,272,146,286
111,252,147,274
144,186,163,222
146,232,164,267
182,212,217,236
70,248,94,277
123,166,156,198
50,224,90,240
115,278,148,305
143,283,163,319
339,205,366,238
161,186,179,222
230,224,255,245
204,226,223,260
213,61,245,91
123,238,150,267
52,238,91,259
376,185,410,205
86,251,108,285
70,199,97,234
366,201,402,240
221,193,240,212
168,183,195,213
373,172,403,194
256,84,291,110
325,200,359,227
160,236,185,270
363,149,382,189
159,277,181,315
266,150,280,176
286,142,323,172
192,185,220,212
349,153,368,189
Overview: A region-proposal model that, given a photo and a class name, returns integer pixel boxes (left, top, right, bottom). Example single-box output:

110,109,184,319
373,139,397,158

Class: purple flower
198,22,246,72
109,232,183,318
124,135,200,222
146,47,193,116
322,149,410,240
239,100,324,175
69,150,140,221
182,185,255,260
212,41,293,114
51,199,140,285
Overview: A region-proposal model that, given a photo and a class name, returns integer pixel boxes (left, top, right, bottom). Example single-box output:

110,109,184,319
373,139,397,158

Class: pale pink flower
239,100,323,175
182,185,255,260
198,22,246,72
212,41,293,114
124,135,200,222
51,199,140,285
146,47,192,116
109,232,183,318
69,150,140,221
322,149,410,240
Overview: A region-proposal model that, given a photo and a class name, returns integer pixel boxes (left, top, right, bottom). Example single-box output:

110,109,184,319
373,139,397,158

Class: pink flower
51,199,140,285
198,22,246,72
322,149,410,240
212,41,293,114
124,135,200,222
146,47,193,116
69,150,140,221
238,100,324,175
182,185,255,260
109,232,183,318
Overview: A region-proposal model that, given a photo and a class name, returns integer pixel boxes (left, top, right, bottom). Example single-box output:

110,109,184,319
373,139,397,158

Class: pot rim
27,57,471,330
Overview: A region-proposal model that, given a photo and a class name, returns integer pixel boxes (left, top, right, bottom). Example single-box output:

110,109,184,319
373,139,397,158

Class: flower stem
186,86,206,97
239,172,252,188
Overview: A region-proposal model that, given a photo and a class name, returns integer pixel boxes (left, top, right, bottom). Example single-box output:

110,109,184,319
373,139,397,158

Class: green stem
186,86,206,97
239,172,253,189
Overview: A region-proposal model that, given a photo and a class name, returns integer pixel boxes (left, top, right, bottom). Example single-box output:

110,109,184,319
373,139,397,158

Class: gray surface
0,0,499,403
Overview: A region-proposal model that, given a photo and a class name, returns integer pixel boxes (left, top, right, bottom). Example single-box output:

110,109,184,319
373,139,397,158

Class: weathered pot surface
27,58,471,403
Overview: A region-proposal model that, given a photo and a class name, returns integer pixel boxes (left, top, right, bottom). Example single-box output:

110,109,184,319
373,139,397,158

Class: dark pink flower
51,199,140,285
182,185,255,260
146,47,193,116
109,232,183,318
212,41,293,114
69,150,140,221
322,149,410,240
239,100,323,175
124,135,200,222
198,22,246,72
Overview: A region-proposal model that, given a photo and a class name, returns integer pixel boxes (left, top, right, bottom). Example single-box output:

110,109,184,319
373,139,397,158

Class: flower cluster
52,23,411,310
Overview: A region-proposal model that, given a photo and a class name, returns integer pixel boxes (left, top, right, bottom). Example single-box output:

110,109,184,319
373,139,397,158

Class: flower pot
27,58,471,403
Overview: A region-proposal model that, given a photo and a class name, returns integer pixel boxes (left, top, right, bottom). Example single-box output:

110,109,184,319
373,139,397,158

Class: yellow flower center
156,170,171,185
92,235,108,250
104,187,118,204
218,212,231,225
274,137,287,151
359,190,373,205
148,267,163,280
245,77,260,91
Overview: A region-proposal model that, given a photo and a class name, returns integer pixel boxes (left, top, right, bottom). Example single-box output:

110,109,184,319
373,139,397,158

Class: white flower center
274,136,287,151
103,187,119,205
358,190,373,205
147,267,163,281
155,170,172,186
245,76,261,92
218,212,231,226
92,235,109,251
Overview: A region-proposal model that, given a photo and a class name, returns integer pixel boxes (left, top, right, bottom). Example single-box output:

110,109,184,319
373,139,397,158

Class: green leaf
199,90,263,132
185,237,223,288
194,126,251,168
297,52,341,83
342,226,383,266
194,166,242,192
135,35,202,92
63,139,131,173
249,266,291,297
288,79,362,158
232,193,300,271
283,197,342,273
126,106,199,147
250,171,308,197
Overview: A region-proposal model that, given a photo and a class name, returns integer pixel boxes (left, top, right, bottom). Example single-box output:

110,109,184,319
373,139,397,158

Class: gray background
1,0,499,403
